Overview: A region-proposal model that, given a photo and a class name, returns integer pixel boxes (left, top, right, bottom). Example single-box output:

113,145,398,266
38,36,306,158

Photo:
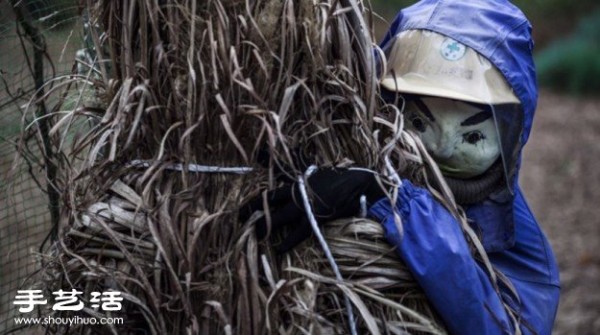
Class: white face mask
405,97,501,179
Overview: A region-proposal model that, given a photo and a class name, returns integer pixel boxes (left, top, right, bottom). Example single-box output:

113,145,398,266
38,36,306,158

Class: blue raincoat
369,1,560,334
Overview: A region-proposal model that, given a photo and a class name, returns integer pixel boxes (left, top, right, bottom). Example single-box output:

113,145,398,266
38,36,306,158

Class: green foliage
535,10,600,95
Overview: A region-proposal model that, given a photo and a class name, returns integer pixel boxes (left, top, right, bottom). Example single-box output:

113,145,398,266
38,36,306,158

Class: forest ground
520,91,600,334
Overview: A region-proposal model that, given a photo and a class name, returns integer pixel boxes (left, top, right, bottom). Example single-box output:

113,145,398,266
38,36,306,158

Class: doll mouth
437,163,460,174
437,164,475,179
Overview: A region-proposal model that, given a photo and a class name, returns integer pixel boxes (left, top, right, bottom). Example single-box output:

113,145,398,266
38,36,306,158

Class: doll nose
425,136,454,160
431,145,454,160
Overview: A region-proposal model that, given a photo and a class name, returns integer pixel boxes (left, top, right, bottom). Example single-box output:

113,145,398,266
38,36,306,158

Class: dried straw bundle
30,0,495,334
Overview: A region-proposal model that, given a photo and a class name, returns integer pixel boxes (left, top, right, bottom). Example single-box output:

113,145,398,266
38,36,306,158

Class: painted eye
410,116,427,132
463,131,485,144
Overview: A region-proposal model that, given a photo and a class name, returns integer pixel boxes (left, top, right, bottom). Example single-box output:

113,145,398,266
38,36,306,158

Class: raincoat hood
379,0,539,252
380,0,538,179
380,0,537,147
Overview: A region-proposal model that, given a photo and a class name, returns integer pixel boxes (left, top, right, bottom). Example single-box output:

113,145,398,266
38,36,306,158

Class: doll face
405,97,500,179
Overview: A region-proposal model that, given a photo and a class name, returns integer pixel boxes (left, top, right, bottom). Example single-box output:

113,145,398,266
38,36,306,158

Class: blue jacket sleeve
368,180,515,335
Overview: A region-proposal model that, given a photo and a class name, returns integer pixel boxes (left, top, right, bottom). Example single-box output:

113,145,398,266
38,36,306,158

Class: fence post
11,1,60,242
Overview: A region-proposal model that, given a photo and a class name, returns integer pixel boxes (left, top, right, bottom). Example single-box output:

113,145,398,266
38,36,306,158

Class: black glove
242,168,389,252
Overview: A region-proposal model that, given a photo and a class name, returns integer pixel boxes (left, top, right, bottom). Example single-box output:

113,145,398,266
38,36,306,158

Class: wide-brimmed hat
381,30,520,105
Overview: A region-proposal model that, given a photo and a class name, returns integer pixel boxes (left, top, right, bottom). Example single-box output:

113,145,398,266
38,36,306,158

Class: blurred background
370,1,600,334
0,0,598,334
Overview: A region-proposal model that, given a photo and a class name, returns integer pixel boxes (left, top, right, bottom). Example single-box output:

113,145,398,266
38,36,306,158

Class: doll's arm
369,180,515,334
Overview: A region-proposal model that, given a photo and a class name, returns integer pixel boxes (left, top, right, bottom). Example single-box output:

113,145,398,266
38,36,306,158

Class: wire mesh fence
0,1,83,333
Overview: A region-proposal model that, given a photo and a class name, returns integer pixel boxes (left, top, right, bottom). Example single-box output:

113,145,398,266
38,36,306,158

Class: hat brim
380,75,520,105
